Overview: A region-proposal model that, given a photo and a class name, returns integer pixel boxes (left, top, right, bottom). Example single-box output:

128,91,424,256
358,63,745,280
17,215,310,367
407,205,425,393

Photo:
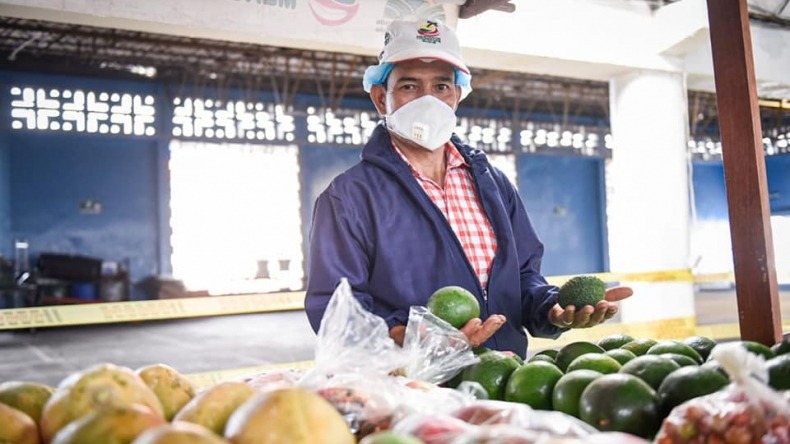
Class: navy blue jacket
305,124,566,358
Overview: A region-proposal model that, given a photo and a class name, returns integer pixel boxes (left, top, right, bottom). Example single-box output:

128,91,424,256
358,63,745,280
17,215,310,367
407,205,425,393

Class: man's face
371,59,461,116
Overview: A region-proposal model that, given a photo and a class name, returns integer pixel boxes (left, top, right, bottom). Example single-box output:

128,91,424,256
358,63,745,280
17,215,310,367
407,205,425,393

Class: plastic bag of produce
655,342,790,443
402,305,480,385
298,278,476,440
303,278,409,382
450,400,597,437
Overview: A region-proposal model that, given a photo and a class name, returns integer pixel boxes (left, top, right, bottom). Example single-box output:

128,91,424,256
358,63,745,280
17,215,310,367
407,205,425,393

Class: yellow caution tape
547,268,695,286
186,360,315,389
0,267,784,329
0,292,304,330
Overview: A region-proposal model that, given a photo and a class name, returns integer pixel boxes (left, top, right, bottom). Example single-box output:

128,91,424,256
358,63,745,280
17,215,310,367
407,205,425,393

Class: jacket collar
361,123,488,174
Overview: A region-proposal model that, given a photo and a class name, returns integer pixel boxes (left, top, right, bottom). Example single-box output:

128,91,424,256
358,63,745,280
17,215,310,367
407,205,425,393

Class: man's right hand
460,314,506,348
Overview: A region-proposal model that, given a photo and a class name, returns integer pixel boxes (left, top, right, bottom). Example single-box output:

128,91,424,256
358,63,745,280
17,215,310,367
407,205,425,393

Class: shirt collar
391,140,468,173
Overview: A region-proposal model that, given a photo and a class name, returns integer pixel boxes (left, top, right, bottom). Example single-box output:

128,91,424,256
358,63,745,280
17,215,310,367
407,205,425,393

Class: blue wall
8,132,160,288
693,157,790,220
517,154,607,275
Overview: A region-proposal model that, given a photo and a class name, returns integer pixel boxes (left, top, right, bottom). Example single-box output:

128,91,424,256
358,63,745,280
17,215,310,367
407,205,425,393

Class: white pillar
608,70,696,324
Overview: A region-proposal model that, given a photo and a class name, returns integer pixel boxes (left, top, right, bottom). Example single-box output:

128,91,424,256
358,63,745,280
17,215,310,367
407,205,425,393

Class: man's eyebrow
393,75,454,83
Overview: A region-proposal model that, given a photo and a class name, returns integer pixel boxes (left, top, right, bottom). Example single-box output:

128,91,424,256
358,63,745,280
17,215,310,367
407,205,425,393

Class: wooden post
706,0,781,345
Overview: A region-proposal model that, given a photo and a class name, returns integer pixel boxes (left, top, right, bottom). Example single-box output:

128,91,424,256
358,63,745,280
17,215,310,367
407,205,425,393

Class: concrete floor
1,289,787,387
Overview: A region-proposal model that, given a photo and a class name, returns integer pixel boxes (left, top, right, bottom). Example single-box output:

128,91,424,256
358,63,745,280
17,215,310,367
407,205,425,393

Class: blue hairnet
363,62,473,100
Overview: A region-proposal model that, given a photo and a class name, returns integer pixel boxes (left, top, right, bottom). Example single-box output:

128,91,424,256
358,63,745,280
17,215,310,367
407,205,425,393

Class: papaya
173,381,255,436
0,402,40,444
0,380,55,424
135,364,197,421
131,422,228,444
40,363,164,442
224,387,354,444
50,404,165,444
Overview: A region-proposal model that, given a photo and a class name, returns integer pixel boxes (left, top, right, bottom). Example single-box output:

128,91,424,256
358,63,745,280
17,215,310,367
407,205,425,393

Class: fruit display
2,281,789,443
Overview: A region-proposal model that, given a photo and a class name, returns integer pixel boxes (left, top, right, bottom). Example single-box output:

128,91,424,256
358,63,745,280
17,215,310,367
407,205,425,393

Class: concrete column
608,70,696,324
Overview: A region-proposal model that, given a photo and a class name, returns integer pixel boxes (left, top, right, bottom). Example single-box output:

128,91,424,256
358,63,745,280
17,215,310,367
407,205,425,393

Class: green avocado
557,275,606,309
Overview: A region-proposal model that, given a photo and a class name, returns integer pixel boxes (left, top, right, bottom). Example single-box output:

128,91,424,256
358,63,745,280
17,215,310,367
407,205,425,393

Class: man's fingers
605,286,633,302
460,318,483,337
468,315,506,347
587,302,608,326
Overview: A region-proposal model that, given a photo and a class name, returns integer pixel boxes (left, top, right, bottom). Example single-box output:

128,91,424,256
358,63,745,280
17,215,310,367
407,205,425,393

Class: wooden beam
705,0,782,345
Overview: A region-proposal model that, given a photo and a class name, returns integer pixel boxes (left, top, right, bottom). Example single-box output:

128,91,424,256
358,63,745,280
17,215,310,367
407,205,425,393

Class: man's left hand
548,286,633,329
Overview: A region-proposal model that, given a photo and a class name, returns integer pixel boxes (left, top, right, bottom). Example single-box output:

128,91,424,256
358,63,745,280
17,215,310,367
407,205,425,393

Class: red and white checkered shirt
394,142,498,287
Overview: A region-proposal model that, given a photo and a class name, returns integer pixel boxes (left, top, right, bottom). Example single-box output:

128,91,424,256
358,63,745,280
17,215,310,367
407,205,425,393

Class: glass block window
172,97,295,142
306,107,378,145
455,117,513,153
518,122,606,155
9,87,156,135
169,140,303,294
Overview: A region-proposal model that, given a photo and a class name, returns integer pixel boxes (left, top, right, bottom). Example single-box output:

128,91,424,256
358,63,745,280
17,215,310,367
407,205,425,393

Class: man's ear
370,85,388,116
453,85,462,109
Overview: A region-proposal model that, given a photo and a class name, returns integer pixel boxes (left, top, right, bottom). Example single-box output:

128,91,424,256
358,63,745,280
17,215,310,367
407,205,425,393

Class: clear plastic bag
297,278,477,440
655,342,790,443
450,400,596,437
402,306,480,385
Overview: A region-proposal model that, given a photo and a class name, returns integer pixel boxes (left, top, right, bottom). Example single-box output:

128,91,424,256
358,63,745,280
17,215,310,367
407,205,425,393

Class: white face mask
386,95,457,151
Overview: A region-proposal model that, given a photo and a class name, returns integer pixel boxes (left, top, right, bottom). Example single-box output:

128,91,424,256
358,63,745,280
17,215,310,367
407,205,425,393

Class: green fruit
660,353,699,367
555,341,605,372
360,431,423,444
699,360,729,381
646,340,703,364
619,355,681,391
578,373,660,439
472,347,491,355
620,338,657,356
552,369,603,418
534,349,559,360
557,276,606,309
566,354,622,375
460,350,520,401
771,337,790,356
736,340,776,361
683,336,717,362
766,354,790,390
598,334,635,351
657,365,730,417
528,354,555,364
604,349,637,366
427,286,480,329
504,361,564,410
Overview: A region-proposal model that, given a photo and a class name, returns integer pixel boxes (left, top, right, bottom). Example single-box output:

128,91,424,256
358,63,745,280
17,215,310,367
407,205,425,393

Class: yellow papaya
0,401,41,444
50,404,165,444
135,364,197,421
173,381,254,436
224,387,354,444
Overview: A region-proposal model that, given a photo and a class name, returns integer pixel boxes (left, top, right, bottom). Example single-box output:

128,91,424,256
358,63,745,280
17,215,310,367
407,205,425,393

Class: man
304,19,631,358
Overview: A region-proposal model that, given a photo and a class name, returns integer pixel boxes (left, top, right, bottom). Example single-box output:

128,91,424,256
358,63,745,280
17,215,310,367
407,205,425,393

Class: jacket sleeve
501,177,568,339
304,187,409,333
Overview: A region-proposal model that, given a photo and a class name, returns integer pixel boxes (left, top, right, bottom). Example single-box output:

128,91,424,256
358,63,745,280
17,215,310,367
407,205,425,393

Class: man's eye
436,84,451,91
